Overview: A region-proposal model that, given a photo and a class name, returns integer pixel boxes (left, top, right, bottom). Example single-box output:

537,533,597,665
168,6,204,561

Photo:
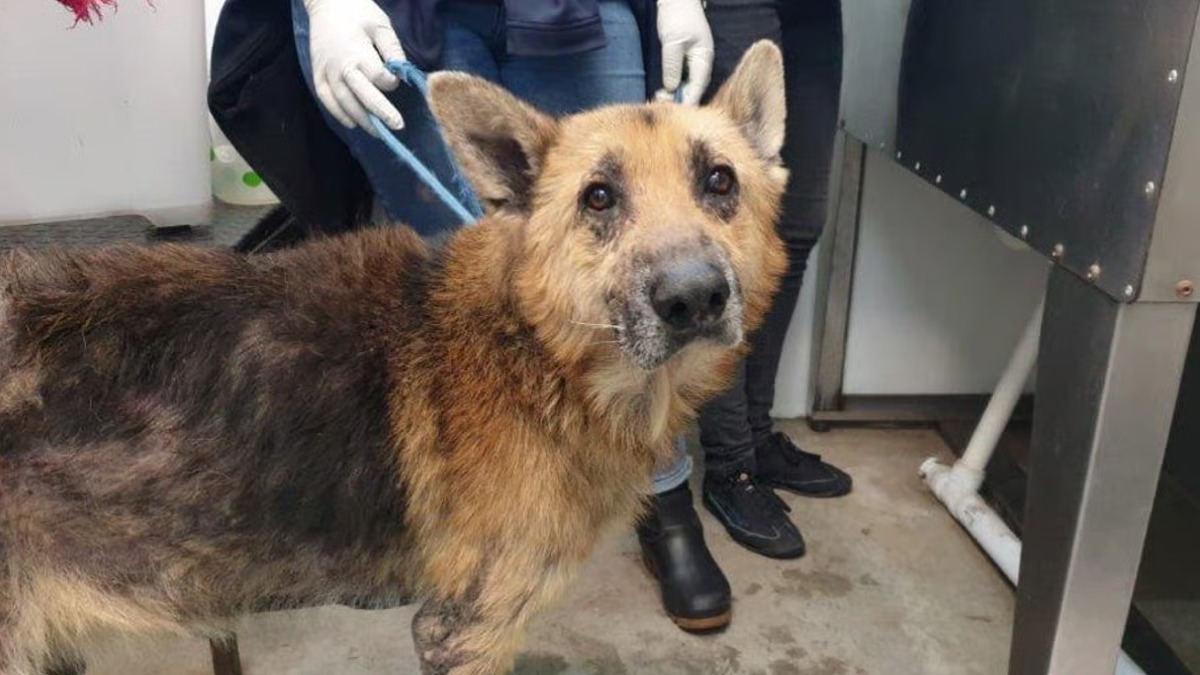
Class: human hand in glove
656,0,714,105
303,0,407,135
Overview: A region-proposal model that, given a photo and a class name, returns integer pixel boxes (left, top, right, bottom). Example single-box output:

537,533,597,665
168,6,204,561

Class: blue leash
367,60,481,225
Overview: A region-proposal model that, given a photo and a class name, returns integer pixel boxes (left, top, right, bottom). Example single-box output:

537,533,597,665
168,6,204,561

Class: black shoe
637,483,732,632
757,432,852,498
703,471,806,560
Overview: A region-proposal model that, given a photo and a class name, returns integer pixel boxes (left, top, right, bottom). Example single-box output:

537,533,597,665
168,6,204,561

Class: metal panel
895,0,1200,302
1142,7,1200,302
810,135,866,415
838,0,911,152
1012,267,1195,674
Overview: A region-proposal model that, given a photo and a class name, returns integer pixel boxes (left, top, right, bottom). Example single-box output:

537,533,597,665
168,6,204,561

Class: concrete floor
85,422,1014,675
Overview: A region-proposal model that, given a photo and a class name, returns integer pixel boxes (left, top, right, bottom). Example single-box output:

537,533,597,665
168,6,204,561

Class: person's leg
291,0,477,236
692,0,809,561
749,1,852,499
744,0,841,441
638,438,731,632
695,1,784,481
651,441,693,494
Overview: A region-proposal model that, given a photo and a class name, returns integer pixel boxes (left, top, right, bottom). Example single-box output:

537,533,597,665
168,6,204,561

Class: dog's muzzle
615,249,743,370
649,259,730,340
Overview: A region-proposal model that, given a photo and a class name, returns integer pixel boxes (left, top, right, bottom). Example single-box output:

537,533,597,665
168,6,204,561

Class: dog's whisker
571,320,623,331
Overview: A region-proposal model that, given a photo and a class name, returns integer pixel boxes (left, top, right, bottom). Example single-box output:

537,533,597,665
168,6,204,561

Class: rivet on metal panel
987,205,996,217
935,175,943,184
914,161,922,171
1168,69,1180,83
879,142,887,151
959,189,968,199
1051,243,1065,260
1124,285,1135,298
1176,280,1195,298
896,151,903,160
1019,225,1030,239
1086,264,1101,281
1145,181,1157,196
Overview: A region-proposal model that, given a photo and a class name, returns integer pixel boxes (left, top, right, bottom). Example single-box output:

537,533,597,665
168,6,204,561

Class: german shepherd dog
0,41,788,675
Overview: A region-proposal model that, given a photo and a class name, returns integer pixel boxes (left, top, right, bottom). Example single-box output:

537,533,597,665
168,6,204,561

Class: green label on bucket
242,171,263,188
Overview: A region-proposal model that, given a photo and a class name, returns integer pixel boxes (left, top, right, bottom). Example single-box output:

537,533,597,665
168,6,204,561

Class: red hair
56,0,120,25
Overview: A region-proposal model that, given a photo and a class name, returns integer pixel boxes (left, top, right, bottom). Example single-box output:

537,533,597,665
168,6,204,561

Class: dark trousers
699,0,844,478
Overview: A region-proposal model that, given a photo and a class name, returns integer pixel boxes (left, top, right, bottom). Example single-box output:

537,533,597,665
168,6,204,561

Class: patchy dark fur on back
0,42,788,675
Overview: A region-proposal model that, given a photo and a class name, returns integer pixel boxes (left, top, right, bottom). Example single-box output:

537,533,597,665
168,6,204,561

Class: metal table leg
1010,267,1196,675
809,133,866,428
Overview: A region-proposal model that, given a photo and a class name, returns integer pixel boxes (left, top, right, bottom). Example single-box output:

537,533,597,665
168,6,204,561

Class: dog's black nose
651,260,730,332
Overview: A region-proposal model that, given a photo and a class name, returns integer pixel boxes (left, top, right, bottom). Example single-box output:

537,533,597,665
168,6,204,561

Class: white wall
772,149,1047,417
205,0,227,70
772,243,822,417
0,0,211,227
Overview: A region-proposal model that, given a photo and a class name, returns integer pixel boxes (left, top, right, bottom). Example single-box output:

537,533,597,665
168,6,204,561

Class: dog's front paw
412,598,478,674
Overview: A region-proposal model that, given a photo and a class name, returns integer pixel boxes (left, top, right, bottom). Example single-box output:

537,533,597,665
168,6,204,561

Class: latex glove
304,0,407,135
656,0,714,105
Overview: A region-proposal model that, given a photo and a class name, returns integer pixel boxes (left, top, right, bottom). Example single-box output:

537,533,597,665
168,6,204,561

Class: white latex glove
656,0,714,105
304,0,407,135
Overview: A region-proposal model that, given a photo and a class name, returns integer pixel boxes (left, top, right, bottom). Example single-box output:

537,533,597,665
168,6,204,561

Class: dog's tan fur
0,42,787,674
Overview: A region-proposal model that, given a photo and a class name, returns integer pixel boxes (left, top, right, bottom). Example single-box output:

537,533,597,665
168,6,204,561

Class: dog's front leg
412,594,479,675
412,562,565,675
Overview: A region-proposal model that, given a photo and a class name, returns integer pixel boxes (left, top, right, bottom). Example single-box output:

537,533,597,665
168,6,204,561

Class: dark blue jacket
388,1,611,69
208,0,661,243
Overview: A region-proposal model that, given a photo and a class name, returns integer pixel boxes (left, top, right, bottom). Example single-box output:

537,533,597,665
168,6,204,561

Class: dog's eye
704,167,736,196
583,183,616,211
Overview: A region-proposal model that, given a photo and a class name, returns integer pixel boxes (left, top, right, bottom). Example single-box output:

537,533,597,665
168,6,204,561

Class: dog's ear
428,72,558,213
710,40,787,162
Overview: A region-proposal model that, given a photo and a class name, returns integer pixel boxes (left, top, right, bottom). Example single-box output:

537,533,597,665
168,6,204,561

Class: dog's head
430,41,787,373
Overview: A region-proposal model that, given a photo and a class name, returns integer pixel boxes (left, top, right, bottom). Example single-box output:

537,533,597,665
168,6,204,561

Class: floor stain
744,582,763,596
628,646,742,675
769,660,802,675
514,652,570,675
857,574,881,587
799,657,850,675
721,646,743,673
786,647,808,660
763,625,797,645
774,569,854,599
635,630,660,644
558,629,628,675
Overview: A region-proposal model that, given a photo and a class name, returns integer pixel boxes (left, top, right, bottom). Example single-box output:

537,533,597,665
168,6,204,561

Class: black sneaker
637,483,732,632
702,471,806,559
757,432,852,498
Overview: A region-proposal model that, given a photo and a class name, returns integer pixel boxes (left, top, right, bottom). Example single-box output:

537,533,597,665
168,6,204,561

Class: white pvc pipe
957,297,1045,484
919,459,1023,582
919,296,1147,675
